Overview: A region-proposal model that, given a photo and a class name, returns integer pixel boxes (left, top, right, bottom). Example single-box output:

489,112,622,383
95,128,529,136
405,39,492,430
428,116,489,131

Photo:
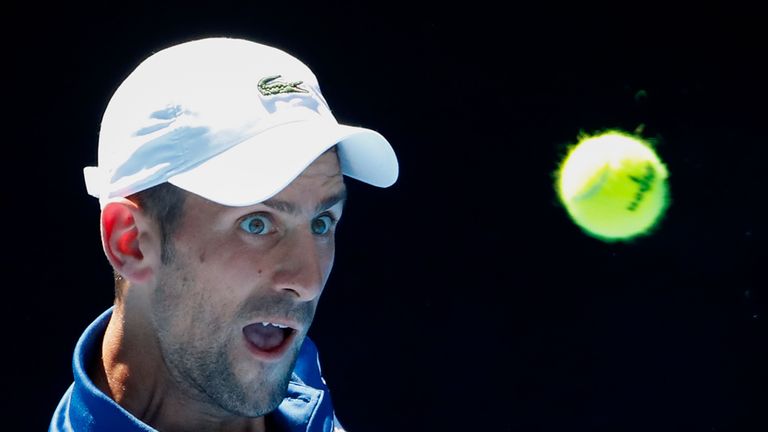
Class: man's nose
271,229,327,301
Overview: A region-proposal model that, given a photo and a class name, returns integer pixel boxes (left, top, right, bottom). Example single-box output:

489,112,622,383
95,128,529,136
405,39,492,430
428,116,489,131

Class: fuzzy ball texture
555,130,671,242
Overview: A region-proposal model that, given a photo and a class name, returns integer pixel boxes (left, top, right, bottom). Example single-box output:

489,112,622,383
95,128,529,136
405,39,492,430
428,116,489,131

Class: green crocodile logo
258,75,309,96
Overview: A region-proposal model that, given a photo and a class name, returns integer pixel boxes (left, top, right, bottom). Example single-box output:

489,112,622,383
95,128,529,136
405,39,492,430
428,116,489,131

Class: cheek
189,255,259,313
156,245,251,332
188,233,263,287
319,241,336,286
155,272,241,356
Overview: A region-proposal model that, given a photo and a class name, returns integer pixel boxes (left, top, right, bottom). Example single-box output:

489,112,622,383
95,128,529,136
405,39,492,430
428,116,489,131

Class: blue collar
50,307,336,432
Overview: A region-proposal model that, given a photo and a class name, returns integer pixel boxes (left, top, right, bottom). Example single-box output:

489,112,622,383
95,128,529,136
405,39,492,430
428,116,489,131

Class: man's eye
311,215,335,235
239,215,273,235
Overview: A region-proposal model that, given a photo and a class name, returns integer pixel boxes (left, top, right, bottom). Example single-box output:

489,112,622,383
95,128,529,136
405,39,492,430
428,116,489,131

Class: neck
91,296,266,432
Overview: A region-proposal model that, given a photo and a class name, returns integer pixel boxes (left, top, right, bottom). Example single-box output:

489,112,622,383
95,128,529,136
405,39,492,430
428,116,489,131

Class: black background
5,2,765,431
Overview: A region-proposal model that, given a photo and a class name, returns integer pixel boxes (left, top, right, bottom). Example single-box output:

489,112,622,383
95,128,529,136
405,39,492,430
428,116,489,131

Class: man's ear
101,199,158,285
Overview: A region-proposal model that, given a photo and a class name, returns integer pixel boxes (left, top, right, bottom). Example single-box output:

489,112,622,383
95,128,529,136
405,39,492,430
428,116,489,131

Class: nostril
283,287,303,298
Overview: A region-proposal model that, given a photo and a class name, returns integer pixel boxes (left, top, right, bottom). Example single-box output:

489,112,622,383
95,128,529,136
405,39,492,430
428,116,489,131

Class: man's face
150,150,345,417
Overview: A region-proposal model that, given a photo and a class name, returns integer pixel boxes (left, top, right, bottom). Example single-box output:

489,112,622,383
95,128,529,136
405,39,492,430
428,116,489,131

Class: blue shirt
50,307,344,432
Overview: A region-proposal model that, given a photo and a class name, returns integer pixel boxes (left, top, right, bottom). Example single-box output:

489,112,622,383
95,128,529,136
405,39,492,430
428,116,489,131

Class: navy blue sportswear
50,307,343,431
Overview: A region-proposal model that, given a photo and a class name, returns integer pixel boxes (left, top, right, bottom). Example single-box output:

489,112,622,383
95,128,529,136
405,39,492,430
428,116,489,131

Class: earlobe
101,200,154,284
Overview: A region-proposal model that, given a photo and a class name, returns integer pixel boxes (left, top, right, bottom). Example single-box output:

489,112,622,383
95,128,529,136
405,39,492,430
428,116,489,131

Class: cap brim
167,120,398,206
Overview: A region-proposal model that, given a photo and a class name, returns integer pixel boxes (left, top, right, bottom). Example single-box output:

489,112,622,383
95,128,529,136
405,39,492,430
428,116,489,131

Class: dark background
5,2,765,431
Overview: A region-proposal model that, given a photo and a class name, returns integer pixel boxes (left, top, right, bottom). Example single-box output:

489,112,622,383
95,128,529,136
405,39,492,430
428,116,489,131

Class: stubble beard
150,244,299,418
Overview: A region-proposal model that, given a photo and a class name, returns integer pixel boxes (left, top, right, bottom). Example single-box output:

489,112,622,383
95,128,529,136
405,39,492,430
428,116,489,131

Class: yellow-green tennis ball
555,130,671,242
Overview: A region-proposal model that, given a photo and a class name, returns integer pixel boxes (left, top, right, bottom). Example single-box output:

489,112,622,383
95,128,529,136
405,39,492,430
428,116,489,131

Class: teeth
260,321,289,329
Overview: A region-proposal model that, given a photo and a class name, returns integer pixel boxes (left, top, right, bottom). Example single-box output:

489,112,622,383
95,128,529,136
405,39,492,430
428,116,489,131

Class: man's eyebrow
315,188,348,214
262,188,347,215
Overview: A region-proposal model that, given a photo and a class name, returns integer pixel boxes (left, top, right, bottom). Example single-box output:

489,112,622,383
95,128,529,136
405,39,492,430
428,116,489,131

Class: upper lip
246,318,301,332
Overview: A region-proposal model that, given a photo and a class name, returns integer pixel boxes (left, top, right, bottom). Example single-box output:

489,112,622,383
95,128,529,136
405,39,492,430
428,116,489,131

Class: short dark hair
114,182,187,299
129,182,187,258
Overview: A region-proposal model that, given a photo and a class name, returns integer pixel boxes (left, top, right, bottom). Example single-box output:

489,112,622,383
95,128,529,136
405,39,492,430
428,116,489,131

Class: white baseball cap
84,37,399,208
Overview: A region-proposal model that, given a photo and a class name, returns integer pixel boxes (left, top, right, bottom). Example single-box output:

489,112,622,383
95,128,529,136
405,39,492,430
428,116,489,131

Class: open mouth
242,321,297,360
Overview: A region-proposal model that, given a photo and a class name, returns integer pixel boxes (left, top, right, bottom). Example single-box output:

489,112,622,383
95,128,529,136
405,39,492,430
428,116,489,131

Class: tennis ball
555,130,671,242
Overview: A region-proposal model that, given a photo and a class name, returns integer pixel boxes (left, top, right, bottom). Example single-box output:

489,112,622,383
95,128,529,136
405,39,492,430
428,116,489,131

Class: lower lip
243,330,295,362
